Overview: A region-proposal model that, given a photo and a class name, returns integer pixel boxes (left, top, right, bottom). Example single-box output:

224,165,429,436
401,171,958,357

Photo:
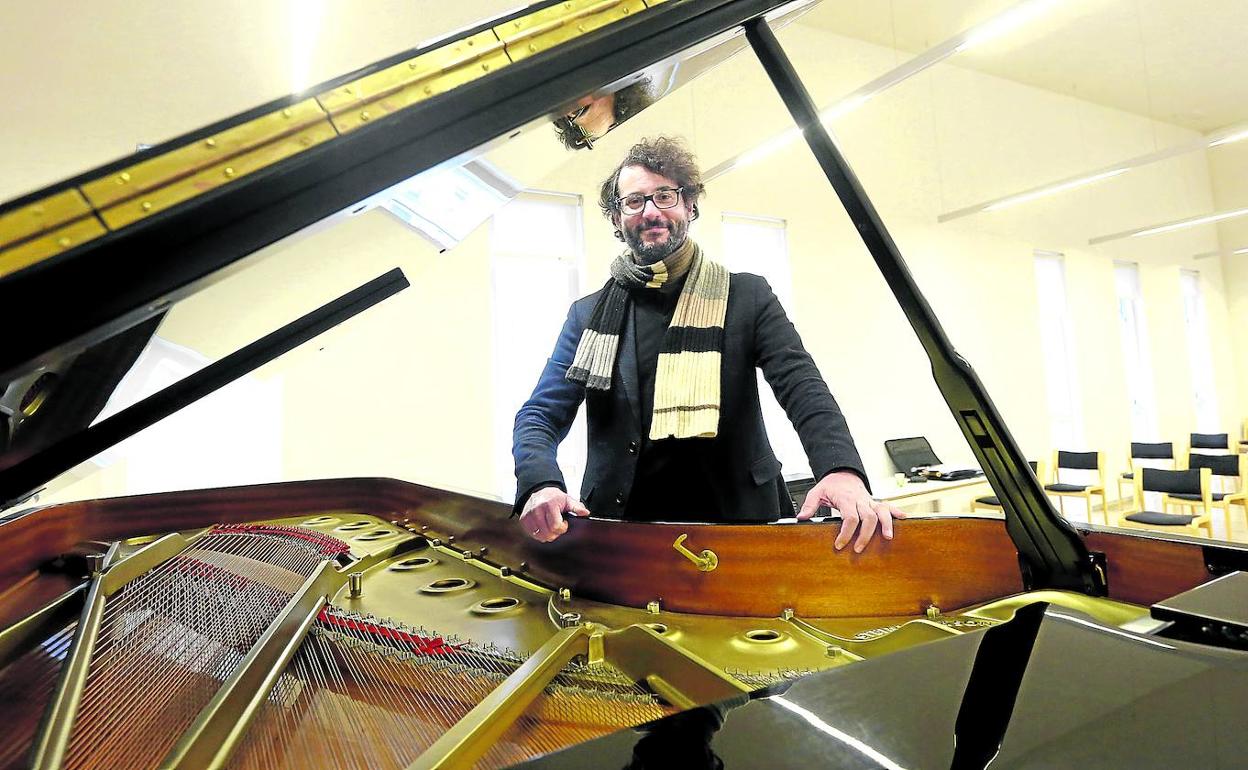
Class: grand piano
2,1,1247,768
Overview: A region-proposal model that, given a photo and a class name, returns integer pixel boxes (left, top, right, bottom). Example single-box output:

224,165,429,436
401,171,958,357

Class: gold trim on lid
317,30,510,134
0,189,96,251
0,216,107,280
81,99,330,211
497,0,649,61
95,121,338,229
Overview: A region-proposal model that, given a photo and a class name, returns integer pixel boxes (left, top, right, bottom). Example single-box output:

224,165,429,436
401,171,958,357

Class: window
92,336,282,494
1180,269,1219,431
490,192,586,501
1032,252,1084,448
720,213,806,477
1113,262,1158,441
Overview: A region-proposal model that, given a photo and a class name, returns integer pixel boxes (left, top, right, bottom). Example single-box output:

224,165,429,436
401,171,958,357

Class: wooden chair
1116,441,1174,505
971,461,1042,514
1166,452,1248,522
1121,467,1213,536
1045,450,1108,523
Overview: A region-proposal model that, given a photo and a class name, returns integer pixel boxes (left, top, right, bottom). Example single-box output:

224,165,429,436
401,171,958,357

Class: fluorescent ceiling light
940,119,1248,222
705,0,1061,182
983,168,1128,212
1193,247,1248,259
1089,207,1248,245
1132,208,1248,238
1208,128,1248,147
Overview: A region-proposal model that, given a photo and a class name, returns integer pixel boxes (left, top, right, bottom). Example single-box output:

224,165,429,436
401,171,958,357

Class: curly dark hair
597,136,706,220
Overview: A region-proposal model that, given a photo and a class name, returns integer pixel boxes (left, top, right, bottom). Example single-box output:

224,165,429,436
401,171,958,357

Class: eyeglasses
560,104,597,150
616,187,684,215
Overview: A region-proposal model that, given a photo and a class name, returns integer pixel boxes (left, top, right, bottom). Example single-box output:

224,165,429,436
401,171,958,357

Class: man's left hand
797,471,906,552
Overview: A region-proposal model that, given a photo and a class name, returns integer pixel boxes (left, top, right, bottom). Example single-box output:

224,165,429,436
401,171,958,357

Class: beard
622,216,688,264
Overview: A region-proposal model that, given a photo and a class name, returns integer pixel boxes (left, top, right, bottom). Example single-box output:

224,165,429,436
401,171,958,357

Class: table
873,474,993,513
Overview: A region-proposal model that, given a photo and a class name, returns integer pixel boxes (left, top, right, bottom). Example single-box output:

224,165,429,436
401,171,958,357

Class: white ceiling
798,0,1248,134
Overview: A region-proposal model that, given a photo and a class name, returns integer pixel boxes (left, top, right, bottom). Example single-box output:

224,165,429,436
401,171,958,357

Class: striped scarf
566,238,730,439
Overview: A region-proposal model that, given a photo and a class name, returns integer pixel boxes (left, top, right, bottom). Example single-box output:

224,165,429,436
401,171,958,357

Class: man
512,137,903,551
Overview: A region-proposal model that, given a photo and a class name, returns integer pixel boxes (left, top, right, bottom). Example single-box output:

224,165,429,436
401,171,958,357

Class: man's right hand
520,487,591,542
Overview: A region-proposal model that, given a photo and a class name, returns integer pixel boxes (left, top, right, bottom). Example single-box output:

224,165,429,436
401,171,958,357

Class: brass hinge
497,0,649,62
316,30,510,134
81,99,335,229
0,189,105,279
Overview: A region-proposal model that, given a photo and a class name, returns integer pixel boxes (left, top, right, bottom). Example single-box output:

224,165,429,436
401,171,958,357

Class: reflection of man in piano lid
513,137,904,550
552,79,655,150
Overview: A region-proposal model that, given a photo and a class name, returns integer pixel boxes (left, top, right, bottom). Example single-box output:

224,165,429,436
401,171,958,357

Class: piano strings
62,526,348,770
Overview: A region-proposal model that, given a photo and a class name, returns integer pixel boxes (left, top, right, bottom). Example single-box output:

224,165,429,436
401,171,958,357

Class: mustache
632,219,671,232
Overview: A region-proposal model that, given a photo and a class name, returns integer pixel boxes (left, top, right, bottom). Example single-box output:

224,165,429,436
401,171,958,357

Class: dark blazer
512,272,866,521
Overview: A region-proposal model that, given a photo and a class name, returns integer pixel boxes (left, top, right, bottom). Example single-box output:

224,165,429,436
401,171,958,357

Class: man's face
614,165,692,264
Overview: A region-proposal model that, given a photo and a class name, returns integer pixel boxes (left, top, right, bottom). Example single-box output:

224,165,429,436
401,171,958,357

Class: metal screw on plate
499,566,512,577
57,237,72,248
646,600,660,614
558,587,571,602
781,608,794,621
348,572,363,599
204,138,217,148
926,604,941,619
559,612,581,628
518,562,528,571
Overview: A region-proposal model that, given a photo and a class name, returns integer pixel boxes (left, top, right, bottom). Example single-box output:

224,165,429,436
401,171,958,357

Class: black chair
1190,432,1232,454
972,461,1041,513
1045,450,1108,523
1166,453,1247,518
1122,467,1212,534
1117,441,1175,503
